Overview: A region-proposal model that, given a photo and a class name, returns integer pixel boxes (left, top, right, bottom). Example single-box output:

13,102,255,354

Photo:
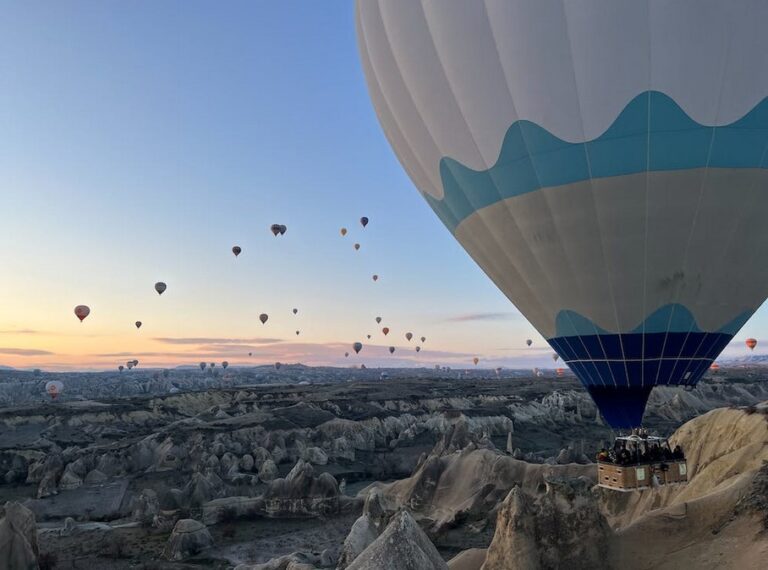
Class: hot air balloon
155,282,166,295
270,224,281,236
552,353,559,362
366,334,371,339
126,361,134,370
259,313,269,325
74,305,90,322
275,362,282,370
45,380,63,400
372,275,378,282
526,340,533,348
232,246,242,257
345,352,349,358
222,361,229,369
557,368,565,377
118,365,124,372
248,352,253,357
293,308,298,315
279,225,287,235
133,359,139,366
296,330,300,336
415,346,421,353
341,227,348,237
473,357,479,366
405,332,413,342
210,362,216,368
376,317,382,324
354,243,361,251
382,327,389,336
746,338,758,350
357,1,768,429
199,362,206,371
353,342,363,354
710,363,720,372
360,216,369,228
420,336,426,343
389,346,395,354
135,321,142,329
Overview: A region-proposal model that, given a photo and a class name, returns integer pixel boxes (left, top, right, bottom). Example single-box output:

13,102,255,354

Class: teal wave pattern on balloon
553,304,753,338
428,91,768,233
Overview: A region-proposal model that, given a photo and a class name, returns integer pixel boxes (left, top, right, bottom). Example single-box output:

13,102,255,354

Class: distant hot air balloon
133,359,139,366
135,321,142,329
710,363,720,372
746,338,758,350
155,282,167,295
232,246,242,257
340,228,348,237
372,275,379,282
222,361,229,369
74,305,90,322
354,243,361,251
296,330,300,336
126,361,134,370
420,336,426,343
382,327,389,336
210,362,216,368
415,346,421,353
357,0,768,429
360,217,369,228
389,346,395,354
366,334,371,339
279,225,287,235
248,352,253,357
353,342,363,354
405,332,413,342
118,365,124,372
526,340,533,347
345,352,349,358
45,380,63,400
259,313,269,325
361,363,367,369
293,308,298,315
557,368,565,377
271,224,281,236
552,353,559,362
376,317,382,324
199,362,206,371
473,357,479,366
274,362,282,370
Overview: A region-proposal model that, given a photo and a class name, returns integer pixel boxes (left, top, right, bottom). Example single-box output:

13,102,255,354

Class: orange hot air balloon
473,357,479,366
746,338,757,350
382,327,390,336
710,363,720,372
232,246,242,257
340,228,348,237
557,368,565,377
74,305,90,322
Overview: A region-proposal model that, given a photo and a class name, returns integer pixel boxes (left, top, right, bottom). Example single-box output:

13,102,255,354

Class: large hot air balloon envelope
45,380,63,400
154,282,166,295
357,0,768,429
74,305,90,322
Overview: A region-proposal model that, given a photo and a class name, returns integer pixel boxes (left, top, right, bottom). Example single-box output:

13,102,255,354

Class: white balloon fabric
357,0,768,428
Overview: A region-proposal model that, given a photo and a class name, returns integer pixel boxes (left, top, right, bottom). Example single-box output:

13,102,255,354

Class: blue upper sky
0,1,763,370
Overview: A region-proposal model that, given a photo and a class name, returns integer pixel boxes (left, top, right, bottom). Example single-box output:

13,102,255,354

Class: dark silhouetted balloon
376,317,382,324
353,342,363,354
232,246,242,257
74,305,90,322
340,228,347,236
135,321,142,329
155,282,167,295
405,332,413,342
259,313,269,325
199,362,206,371
360,217,369,228
118,365,124,372
382,327,389,336
271,224,281,236
389,346,395,354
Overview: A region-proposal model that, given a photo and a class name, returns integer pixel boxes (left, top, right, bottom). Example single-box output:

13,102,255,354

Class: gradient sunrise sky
0,1,765,371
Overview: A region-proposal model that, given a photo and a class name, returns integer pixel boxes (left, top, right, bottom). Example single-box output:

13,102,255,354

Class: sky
0,1,764,371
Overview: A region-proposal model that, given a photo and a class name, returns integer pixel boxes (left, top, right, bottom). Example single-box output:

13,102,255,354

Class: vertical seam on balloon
560,0,622,391
480,0,602,385
655,17,734,388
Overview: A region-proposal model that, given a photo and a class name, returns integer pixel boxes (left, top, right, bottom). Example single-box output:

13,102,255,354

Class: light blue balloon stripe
428,91,768,232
